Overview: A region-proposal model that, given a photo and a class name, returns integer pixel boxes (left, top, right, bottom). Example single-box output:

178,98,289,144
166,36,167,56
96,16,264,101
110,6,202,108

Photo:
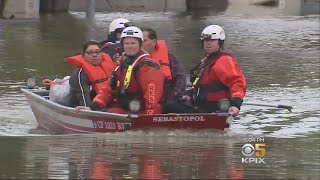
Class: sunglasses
85,50,101,56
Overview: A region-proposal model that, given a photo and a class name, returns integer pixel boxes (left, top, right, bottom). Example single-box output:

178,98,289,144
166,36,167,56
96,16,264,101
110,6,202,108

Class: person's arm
168,53,187,99
214,56,246,109
91,78,114,110
137,65,165,114
69,69,93,107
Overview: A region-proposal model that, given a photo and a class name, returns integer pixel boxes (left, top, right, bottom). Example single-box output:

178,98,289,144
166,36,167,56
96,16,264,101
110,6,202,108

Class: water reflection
6,134,247,179
1,134,319,179
48,146,70,179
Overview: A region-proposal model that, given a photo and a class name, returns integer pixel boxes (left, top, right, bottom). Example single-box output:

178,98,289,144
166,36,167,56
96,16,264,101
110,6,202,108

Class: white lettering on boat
104,122,116,129
92,121,125,130
92,121,104,128
117,122,125,130
152,116,205,122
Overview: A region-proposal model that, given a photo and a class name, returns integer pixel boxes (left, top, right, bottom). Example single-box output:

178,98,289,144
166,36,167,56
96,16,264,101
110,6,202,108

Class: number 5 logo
255,144,266,157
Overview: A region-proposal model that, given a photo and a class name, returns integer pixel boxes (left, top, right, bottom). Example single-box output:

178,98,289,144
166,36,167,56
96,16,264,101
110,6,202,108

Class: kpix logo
241,143,266,163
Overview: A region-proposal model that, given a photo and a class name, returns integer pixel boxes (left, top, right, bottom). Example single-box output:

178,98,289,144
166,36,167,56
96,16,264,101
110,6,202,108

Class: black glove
230,97,243,110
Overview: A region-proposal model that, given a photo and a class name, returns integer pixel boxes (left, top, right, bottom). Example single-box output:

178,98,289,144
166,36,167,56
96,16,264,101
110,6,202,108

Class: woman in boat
180,25,246,117
76,26,165,114
66,40,115,108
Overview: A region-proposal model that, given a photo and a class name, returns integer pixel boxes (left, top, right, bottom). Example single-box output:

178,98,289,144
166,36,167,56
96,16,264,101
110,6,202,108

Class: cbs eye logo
242,143,266,157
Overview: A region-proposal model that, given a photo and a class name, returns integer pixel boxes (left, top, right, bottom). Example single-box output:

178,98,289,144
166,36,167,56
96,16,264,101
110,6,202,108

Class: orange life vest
65,53,115,94
151,40,172,80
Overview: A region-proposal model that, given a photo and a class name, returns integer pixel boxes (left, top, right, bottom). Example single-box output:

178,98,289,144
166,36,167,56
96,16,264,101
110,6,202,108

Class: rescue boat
21,88,230,134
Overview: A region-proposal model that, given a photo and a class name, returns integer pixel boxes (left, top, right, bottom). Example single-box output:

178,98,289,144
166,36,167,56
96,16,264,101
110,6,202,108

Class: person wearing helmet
76,26,165,114
101,18,133,44
141,28,187,113
100,18,133,65
181,25,246,117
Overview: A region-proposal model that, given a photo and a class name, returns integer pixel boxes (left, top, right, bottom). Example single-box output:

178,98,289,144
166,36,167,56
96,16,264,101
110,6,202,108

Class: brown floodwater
0,2,319,179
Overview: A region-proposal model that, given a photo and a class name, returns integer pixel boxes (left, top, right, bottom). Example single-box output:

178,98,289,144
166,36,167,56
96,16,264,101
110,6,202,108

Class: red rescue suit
65,53,115,94
192,52,246,109
93,50,165,114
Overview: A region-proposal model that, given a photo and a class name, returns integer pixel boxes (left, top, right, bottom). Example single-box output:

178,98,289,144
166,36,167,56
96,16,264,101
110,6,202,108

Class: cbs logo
242,143,266,157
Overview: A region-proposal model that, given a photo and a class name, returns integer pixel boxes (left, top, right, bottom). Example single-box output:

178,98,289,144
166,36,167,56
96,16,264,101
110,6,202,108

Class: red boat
21,88,230,134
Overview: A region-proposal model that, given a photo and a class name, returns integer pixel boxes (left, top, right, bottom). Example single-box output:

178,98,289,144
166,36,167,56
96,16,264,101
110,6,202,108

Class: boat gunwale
21,88,131,121
21,88,230,119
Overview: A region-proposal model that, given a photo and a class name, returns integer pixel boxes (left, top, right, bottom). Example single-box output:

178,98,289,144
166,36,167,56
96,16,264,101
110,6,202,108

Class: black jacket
69,68,96,107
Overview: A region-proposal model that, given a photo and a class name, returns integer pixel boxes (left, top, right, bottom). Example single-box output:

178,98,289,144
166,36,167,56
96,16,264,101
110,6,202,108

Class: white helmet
121,26,143,41
109,18,131,34
201,25,225,41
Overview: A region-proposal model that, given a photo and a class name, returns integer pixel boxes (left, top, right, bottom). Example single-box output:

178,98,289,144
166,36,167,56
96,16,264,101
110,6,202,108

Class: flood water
0,1,319,179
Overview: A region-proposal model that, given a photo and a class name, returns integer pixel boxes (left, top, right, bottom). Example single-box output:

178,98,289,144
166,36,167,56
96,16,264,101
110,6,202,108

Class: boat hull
22,88,229,134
